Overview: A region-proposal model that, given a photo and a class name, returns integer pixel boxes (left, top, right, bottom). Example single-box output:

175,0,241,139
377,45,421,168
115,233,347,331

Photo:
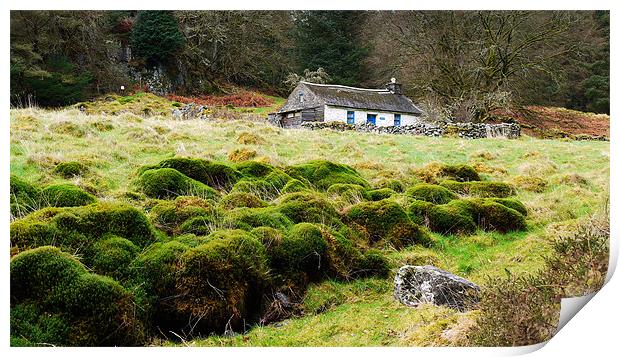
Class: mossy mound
223,207,293,231
136,168,220,199
345,199,432,248
374,178,406,193
53,161,89,178
251,226,284,255
142,157,241,190
90,236,139,282
285,160,370,190
415,163,481,183
219,191,268,210
440,180,516,198
276,191,342,227
406,183,458,204
270,223,328,280
477,202,527,233
488,198,528,216
10,175,41,218
366,188,397,201
11,246,143,346
232,161,295,200
512,175,548,193
281,179,308,194
10,202,159,254
406,199,435,225
426,202,477,235
149,196,219,235
326,183,369,203
358,249,391,278
174,230,270,333
41,184,96,207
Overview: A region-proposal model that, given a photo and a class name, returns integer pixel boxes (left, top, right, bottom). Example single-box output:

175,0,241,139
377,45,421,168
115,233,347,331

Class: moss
440,180,516,198
144,157,241,190
251,226,284,255
277,191,342,227
50,121,87,137
10,175,41,218
415,163,481,183
10,203,159,253
53,161,89,178
136,168,220,199
178,215,217,236
406,199,435,225
11,246,143,346
90,236,139,282
281,179,308,194
477,202,527,233
285,160,370,190
345,200,431,248
219,191,268,210
365,188,397,201
231,178,282,201
319,226,365,280
11,303,71,347
232,161,294,200
426,202,477,235
358,250,391,278
175,230,270,333
173,233,210,248
41,184,96,207
149,196,218,235
270,223,328,280
489,198,528,216
223,207,293,231
374,178,405,193
512,175,548,193
406,184,458,204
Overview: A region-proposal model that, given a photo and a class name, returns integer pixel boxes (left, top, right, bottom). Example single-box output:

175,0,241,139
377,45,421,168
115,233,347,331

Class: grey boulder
394,265,480,312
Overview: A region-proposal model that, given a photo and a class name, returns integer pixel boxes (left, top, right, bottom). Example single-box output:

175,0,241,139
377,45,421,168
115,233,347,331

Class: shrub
477,202,526,233
277,191,342,227
149,196,218,235
345,200,431,248
367,188,397,201
219,191,268,210
10,175,41,218
285,160,370,190
136,168,219,199
512,175,548,193
174,230,270,333
90,236,139,281
41,184,96,207
144,157,241,190
10,203,159,253
406,184,458,204
53,161,89,178
130,10,184,65
270,223,328,280
223,207,293,231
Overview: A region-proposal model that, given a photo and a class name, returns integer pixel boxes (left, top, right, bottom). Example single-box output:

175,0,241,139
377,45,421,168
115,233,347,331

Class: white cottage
270,79,423,128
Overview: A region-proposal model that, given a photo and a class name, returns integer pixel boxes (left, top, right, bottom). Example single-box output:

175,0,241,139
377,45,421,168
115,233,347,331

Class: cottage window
394,114,401,126
299,92,304,103
347,111,355,124
366,114,377,125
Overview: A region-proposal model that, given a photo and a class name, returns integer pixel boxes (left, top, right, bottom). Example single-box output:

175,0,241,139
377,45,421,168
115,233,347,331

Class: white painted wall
323,105,421,127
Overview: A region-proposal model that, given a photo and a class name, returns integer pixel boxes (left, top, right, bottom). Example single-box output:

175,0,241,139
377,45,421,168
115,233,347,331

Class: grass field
9,105,609,346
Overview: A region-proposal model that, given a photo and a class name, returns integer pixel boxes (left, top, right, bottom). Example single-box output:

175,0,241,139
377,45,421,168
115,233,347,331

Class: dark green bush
271,223,328,280
152,157,241,190
175,230,270,333
10,175,41,218
10,203,159,253
136,168,219,199
90,236,139,281
219,191,268,210
366,188,397,201
406,183,458,204
149,196,218,235
53,161,89,178
285,160,370,190
478,202,526,233
345,199,431,248
223,207,293,231
41,184,96,207
277,191,343,227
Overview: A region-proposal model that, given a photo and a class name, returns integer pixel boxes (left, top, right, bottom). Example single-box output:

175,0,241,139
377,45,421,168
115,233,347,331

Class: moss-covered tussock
406,184,458,204
439,180,516,198
149,196,219,235
140,157,241,190
286,160,370,190
53,161,89,178
136,168,220,199
407,197,527,235
10,202,159,254
415,163,481,183
11,246,144,346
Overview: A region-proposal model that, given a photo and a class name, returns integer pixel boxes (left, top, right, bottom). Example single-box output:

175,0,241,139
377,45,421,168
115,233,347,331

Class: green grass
9,106,609,346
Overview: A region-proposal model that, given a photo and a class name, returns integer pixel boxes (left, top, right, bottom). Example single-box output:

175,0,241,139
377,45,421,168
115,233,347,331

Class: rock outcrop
394,265,480,311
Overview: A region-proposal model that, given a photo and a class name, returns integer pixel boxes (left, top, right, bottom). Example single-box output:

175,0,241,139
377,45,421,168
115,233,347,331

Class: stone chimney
386,77,403,95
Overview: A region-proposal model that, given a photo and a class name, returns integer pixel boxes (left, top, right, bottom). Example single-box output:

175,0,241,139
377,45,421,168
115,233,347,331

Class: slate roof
279,81,422,115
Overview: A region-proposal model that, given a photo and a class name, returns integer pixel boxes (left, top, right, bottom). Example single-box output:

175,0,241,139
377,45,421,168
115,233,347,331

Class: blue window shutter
347,111,355,124
394,114,401,126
